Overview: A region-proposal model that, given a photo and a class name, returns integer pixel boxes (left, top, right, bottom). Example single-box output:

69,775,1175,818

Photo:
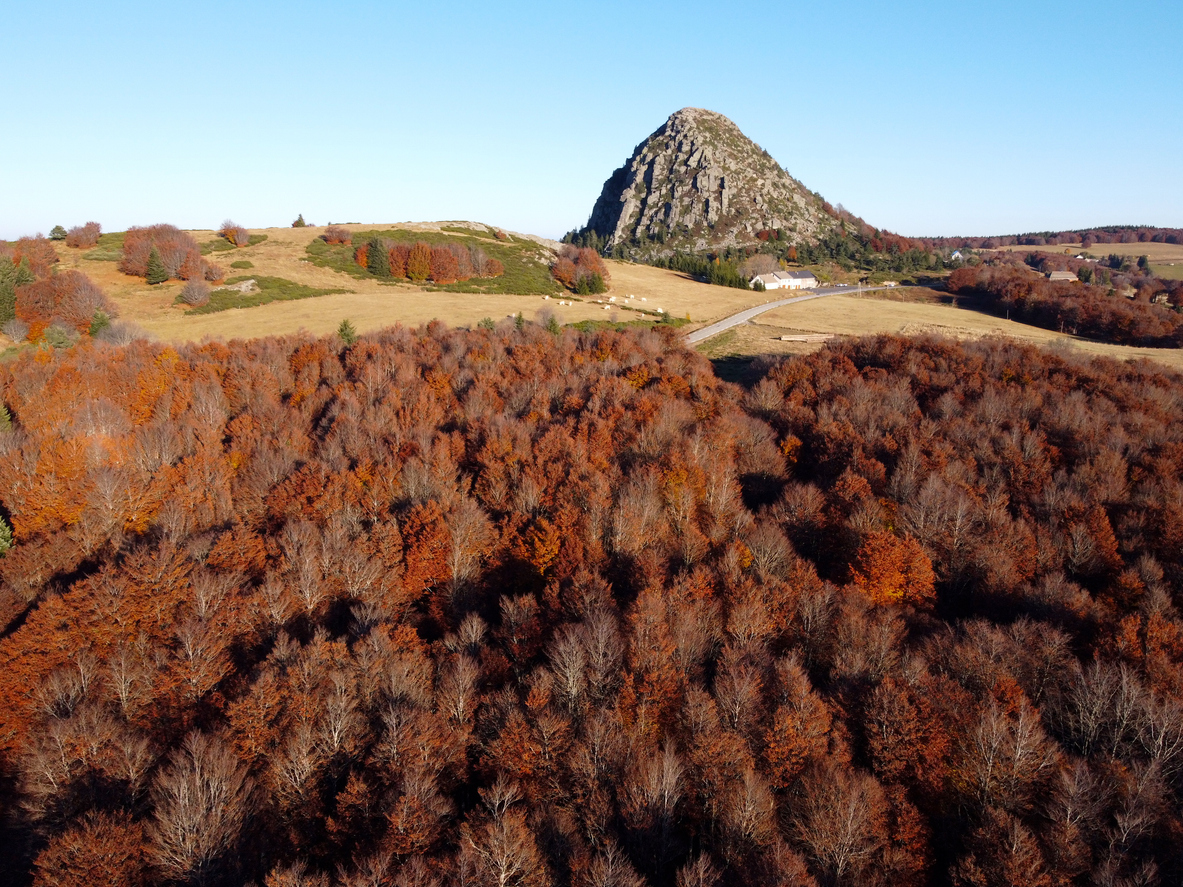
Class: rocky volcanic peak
583,108,839,256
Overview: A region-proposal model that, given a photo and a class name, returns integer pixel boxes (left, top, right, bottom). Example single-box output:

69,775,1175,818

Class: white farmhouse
751,270,819,291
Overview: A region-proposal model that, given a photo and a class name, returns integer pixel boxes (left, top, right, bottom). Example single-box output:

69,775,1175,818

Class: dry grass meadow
31,225,766,344
994,241,1183,279
5,224,1179,374
693,291,1183,371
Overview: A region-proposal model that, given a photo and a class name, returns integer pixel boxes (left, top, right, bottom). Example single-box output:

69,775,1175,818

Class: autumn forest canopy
1,320,1183,887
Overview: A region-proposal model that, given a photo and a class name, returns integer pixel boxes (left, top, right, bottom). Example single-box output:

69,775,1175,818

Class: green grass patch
304,229,561,296
82,232,125,262
180,275,350,315
201,234,268,255
230,260,254,270
568,316,691,334
1152,264,1183,280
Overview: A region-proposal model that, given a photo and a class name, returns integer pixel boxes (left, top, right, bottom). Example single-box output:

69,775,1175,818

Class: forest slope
1,325,1182,886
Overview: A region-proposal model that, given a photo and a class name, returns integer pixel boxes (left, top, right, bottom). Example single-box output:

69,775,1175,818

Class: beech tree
147,732,252,883
0,329,1181,885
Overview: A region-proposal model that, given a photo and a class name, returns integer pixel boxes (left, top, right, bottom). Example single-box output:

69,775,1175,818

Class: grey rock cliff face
583,108,839,255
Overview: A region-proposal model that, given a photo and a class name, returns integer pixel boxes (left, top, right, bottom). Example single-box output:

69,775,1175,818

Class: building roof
752,270,819,285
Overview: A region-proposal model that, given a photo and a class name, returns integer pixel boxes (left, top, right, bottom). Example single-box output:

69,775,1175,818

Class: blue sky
2,0,1180,241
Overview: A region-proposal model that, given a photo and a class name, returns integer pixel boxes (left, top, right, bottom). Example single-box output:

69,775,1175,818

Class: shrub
12,236,59,278
65,222,102,249
292,214,307,228
551,257,577,289
16,270,115,333
88,310,111,337
42,322,78,349
406,242,432,282
180,279,211,306
353,243,369,269
230,260,253,270
145,247,169,285
486,258,504,278
324,226,352,246
574,272,607,295
49,225,67,241
120,225,207,281
94,320,150,345
552,245,609,292
204,263,226,282
1,258,36,324
3,317,29,343
219,221,251,247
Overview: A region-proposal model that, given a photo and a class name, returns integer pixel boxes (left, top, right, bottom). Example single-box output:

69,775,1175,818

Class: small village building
1047,271,1077,282
752,270,819,290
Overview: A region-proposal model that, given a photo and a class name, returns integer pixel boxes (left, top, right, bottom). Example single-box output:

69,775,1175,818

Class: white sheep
641,297,647,302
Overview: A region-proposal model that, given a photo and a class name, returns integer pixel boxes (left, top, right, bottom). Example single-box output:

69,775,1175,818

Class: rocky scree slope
581,107,841,258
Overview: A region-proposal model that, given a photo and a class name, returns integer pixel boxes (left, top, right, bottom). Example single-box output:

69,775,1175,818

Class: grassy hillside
305,226,561,295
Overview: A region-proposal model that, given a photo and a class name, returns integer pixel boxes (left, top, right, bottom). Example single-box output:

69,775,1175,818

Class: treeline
573,227,951,278
651,253,752,290
355,238,504,285
931,225,1183,250
2,328,1183,886
948,263,1183,347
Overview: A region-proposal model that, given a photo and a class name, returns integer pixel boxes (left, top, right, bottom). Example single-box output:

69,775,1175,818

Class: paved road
684,286,887,345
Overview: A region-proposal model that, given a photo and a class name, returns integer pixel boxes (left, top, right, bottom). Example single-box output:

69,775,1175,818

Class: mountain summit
579,108,840,257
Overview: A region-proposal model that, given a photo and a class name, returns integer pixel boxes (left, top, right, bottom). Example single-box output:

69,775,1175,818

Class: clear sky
2,0,1180,241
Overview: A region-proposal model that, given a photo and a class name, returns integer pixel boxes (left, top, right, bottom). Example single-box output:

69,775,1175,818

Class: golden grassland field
994,240,1183,279
692,290,1183,371
27,224,787,342
3,223,1181,372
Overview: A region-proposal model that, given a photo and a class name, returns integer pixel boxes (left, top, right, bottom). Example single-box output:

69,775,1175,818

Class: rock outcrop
580,108,840,256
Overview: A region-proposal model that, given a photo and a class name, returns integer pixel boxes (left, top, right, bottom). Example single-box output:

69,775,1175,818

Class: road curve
684,286,887,345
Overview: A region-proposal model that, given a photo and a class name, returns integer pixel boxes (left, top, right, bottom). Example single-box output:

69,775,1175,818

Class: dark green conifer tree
367,238,391,278
145,246,169,284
